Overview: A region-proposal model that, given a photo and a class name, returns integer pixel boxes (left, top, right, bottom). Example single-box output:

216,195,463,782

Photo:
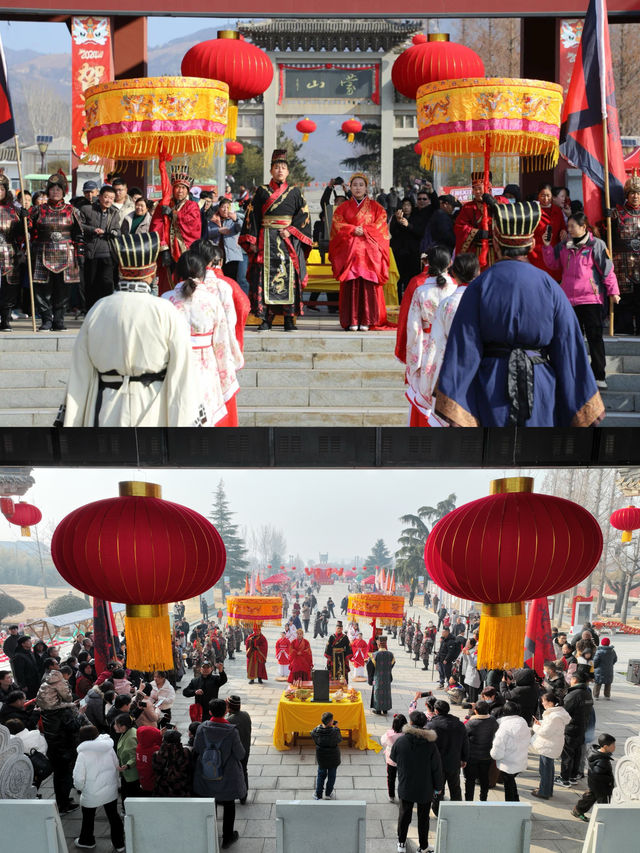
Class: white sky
0,467,534,563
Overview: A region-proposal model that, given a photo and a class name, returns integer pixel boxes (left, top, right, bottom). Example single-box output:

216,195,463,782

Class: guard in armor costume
454,172,507,270
0,174,24,331
239,148,312,331
29,173,84,331
612,175,640,334
150,165,202,295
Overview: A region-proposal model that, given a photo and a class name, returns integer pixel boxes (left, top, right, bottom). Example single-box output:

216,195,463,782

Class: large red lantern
610,506,640,543
226,139,243,164
296,118,317,143
51,482,226,671
341,118,363,143
4,501,42,537
181,30,273,140
425,478,603,670
392,33,484,101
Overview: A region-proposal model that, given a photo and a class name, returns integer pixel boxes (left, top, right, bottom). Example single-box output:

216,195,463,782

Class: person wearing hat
245,624,268,684
226,694,252,803
329,172,390,331
454,171,507,270
28,172,84,331
239,149,312,331
435,201,605,427
59,231,202,426
0,174,25,331
150,165,202,295
593,637,617,700
612,174,640,334
324,621,352,681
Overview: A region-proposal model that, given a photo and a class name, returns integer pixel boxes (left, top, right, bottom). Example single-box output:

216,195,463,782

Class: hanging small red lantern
413,141,422,156
296,117,317,143
341,117,363,143
51,482,226,671
610,506,640,543
181,30,273,141
5,501,42,537
392,33,484,100
226,139,243,164
425,477,602,670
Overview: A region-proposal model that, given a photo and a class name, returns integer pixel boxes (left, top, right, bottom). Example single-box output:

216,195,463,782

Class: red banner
71,16,112,160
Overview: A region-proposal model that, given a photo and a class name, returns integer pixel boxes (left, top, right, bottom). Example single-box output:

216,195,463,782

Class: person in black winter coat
572,733,615,820
311,711,342,799
226,694,252,804
11,636,42,699
41,704,88,813
183,660,228,716
559,674,594,785
463,700,499,801
499,667,540,725
435,629,459,688
426,699,469,810
390,710,443,853
0,690,37,729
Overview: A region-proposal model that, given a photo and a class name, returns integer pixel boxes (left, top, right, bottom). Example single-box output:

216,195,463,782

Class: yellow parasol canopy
85,75,229,160
226,595,283,627
416,77,564,170
347,593,405,627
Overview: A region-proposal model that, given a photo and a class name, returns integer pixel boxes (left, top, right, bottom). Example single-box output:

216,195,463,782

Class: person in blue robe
435,201,604,427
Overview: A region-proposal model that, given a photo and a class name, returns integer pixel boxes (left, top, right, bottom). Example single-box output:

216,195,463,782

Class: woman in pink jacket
542,212,620,389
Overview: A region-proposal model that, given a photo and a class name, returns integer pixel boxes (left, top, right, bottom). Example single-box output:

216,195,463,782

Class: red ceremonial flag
0,34,15,144
523,597,555,677
92,598,119,675
559,0,626,225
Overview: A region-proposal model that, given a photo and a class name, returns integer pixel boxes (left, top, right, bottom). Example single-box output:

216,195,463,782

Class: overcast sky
0,467,546,564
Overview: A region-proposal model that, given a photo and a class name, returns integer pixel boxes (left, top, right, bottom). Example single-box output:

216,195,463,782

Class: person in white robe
60,232,202,427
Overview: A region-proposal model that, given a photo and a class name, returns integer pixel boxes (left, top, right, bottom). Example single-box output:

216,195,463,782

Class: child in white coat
530,691,571,799
380,713,407,802
490,701,531,801
72,725,125,851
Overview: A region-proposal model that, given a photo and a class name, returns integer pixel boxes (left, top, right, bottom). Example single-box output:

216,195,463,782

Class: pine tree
209,480,249,588
365,539,393,570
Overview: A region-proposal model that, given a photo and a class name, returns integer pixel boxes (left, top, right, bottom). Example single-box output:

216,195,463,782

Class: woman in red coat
529,183,566,281
288,628,313,682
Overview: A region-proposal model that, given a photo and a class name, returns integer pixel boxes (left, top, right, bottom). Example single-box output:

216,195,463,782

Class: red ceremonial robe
288,637,313,682
245,632,268,680
350,637,369,668
275,636,291,665
151,198,202,294
454,196,507,270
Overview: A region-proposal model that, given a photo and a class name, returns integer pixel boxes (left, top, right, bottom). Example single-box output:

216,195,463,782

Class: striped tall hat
115,232,160,280
492,201,541,248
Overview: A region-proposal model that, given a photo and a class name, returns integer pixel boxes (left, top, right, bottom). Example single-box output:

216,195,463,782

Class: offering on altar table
347,687,360,702
295,688,312,702
332,689,345,701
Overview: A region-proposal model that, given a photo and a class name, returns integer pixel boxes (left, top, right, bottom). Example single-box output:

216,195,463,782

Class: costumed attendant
329,173,390,331
415,253,481,427
288,627,313,683
436,202,605,427
454,171,507,270
612,174,640,334
370,635,395,715
275,630,291,681
404,246,458,426
542,212,619,390
162,252,229,426
60,233,202,427
528,183,566,280
245,625,268,685
324,621,352,681
29,172,84,331
150,165,202,295
0,174,25,331
351,631,369,682
239,149,312,332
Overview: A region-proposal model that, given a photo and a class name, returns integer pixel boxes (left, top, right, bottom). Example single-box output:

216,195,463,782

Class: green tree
338,122,380,179
365,539,393,570
276,129,312,185
395,494,457,594
0,590,24,621
209,480,249,587
392,144,433,190
45,592,87,617
227,141,264,189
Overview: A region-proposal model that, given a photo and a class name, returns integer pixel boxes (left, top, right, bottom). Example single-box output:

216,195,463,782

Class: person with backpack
193,698,246,849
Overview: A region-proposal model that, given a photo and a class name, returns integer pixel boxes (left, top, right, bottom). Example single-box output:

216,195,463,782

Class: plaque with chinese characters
283,66,374,100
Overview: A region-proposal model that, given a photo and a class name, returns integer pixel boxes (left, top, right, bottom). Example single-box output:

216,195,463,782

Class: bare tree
22,81,70,142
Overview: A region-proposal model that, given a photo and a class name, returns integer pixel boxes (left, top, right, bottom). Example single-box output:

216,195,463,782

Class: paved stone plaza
45,581,640,853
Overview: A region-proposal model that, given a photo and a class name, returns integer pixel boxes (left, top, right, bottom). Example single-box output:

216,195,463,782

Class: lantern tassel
477,602,526,671
347,133,355,143
622,529,632,543
228,154,236,165
302,133,309,143
226,103,238,141
21,526,31,537
125,604,174,671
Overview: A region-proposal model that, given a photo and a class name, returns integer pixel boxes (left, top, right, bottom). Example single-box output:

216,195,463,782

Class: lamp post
36,135,52,174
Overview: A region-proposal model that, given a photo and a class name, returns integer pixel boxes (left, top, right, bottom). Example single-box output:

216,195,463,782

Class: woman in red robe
350,632,369,681
288,628,313,682
275,630,291,680
245,626,268,684
329,173,390,331
529,183,566,282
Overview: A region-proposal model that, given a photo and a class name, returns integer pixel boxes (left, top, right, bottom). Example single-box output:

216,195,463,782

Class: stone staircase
1,326,640,426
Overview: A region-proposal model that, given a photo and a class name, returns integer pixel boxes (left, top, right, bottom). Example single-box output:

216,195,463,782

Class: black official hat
271,148,288,166
492,201,542,248
114,232,160,280
471,171,492,184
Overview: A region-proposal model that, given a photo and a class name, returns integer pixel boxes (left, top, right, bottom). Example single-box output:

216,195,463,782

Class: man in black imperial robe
324,621,353,680
239,148,312,331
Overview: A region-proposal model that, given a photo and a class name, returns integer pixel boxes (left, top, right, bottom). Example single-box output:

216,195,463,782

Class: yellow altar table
273,691,381,752
306,248,399,310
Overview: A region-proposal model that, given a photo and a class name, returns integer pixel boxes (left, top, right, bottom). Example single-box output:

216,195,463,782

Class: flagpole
601,116,615,337
14,134,37,333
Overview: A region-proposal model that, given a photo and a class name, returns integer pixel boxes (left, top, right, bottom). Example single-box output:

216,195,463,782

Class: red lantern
181,30,273,140
5,501,42,537
51,482,226,671
226,139,243,164
413,141,422,156
392,33,484,100
425,478,602,670
610,506,640,543
305,567,311,575
296,117,317,143
341,117,363,143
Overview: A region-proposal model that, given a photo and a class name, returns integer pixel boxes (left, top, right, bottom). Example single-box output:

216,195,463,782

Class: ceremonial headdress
336,621,343,628
115,232,161,280
492,201,541,248
270,148,288,166
170,164,193,189
624,175,640,196
349,172,369,187
471,171,492,184
46,172,68,194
